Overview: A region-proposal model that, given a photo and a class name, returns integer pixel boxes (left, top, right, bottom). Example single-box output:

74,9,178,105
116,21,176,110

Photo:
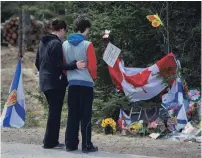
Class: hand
76,60,86,69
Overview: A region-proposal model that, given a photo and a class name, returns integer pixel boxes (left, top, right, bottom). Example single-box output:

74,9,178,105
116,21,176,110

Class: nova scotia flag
162,77,188,130
118,108,131,129
1,59,26,128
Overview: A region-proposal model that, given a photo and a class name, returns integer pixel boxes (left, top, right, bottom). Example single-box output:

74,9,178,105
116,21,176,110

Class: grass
26,90,68,128
24,110,41,127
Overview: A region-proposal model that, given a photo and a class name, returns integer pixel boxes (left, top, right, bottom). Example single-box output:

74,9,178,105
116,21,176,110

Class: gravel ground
1,128,201,158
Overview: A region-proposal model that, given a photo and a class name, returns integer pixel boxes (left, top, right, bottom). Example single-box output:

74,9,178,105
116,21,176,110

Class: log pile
1,16,52,49
2,17,19,45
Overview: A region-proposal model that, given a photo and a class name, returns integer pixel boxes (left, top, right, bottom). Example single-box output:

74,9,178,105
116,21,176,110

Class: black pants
65,85,93,148
43,87,66,148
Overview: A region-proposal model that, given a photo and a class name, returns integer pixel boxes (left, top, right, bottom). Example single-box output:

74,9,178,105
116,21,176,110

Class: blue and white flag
162,77,188,130
1,59,26,128
118,108,131,129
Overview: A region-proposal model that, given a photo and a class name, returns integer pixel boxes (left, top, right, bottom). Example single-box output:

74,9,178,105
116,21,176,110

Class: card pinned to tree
103,42,121,68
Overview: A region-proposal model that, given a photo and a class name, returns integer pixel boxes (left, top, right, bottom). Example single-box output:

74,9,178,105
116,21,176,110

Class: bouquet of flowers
101,118,116,134
187,89,201,102
127,120,149,136
128,121,143,133
148,119,166,134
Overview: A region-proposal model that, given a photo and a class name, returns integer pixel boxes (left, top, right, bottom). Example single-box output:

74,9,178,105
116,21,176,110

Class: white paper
103,42,121,67
149,133,160,139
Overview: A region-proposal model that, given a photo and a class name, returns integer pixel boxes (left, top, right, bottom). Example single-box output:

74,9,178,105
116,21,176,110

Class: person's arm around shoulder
62,41,86,70
50,41,82,70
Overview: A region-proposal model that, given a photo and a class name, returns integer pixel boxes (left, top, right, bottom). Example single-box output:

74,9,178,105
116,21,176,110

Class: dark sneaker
82,144,98,153
66,146,78,152
43,143,65,149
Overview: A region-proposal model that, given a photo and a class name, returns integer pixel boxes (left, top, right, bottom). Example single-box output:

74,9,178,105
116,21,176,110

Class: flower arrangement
187,89,201,102
147,119,166,134
148,121,159,129
101,118,116,134
128,121,143,133
127,120,149,136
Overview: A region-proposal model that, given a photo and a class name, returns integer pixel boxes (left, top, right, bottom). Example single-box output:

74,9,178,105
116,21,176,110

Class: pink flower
148,121,158,129
195,91,200,96
194,90,199,94
188,93,192,98
196,94,200,97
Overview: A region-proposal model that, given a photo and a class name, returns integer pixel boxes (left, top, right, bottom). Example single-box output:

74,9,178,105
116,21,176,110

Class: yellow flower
101,119,107,127
101,118,116,131
129,122,143,131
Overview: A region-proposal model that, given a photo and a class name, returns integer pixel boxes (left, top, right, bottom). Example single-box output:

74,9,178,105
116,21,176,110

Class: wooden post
166,1,169,54
23,12,32,51
18,1,23,58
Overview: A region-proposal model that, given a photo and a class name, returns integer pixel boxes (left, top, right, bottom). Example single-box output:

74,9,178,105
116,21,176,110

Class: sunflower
101,118,116,131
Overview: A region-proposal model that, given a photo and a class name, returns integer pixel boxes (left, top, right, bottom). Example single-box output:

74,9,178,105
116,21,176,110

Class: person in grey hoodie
63,15,98,153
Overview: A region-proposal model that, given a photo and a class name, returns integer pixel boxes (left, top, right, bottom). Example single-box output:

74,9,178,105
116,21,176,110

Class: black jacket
35,34,77,92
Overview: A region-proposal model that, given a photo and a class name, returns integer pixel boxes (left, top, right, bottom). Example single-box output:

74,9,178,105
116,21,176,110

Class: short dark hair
74,15,91,33
51,19,67,32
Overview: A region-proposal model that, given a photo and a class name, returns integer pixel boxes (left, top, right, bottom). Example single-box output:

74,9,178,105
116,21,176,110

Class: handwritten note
103,42,121,67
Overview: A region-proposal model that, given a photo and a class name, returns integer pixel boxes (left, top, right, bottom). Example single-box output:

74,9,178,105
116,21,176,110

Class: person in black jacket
35,19,86,149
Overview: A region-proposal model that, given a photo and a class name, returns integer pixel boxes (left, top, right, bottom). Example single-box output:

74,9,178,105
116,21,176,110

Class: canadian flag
108,53,177,102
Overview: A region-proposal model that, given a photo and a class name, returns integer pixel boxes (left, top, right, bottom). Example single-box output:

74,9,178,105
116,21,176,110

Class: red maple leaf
124,69,151,88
